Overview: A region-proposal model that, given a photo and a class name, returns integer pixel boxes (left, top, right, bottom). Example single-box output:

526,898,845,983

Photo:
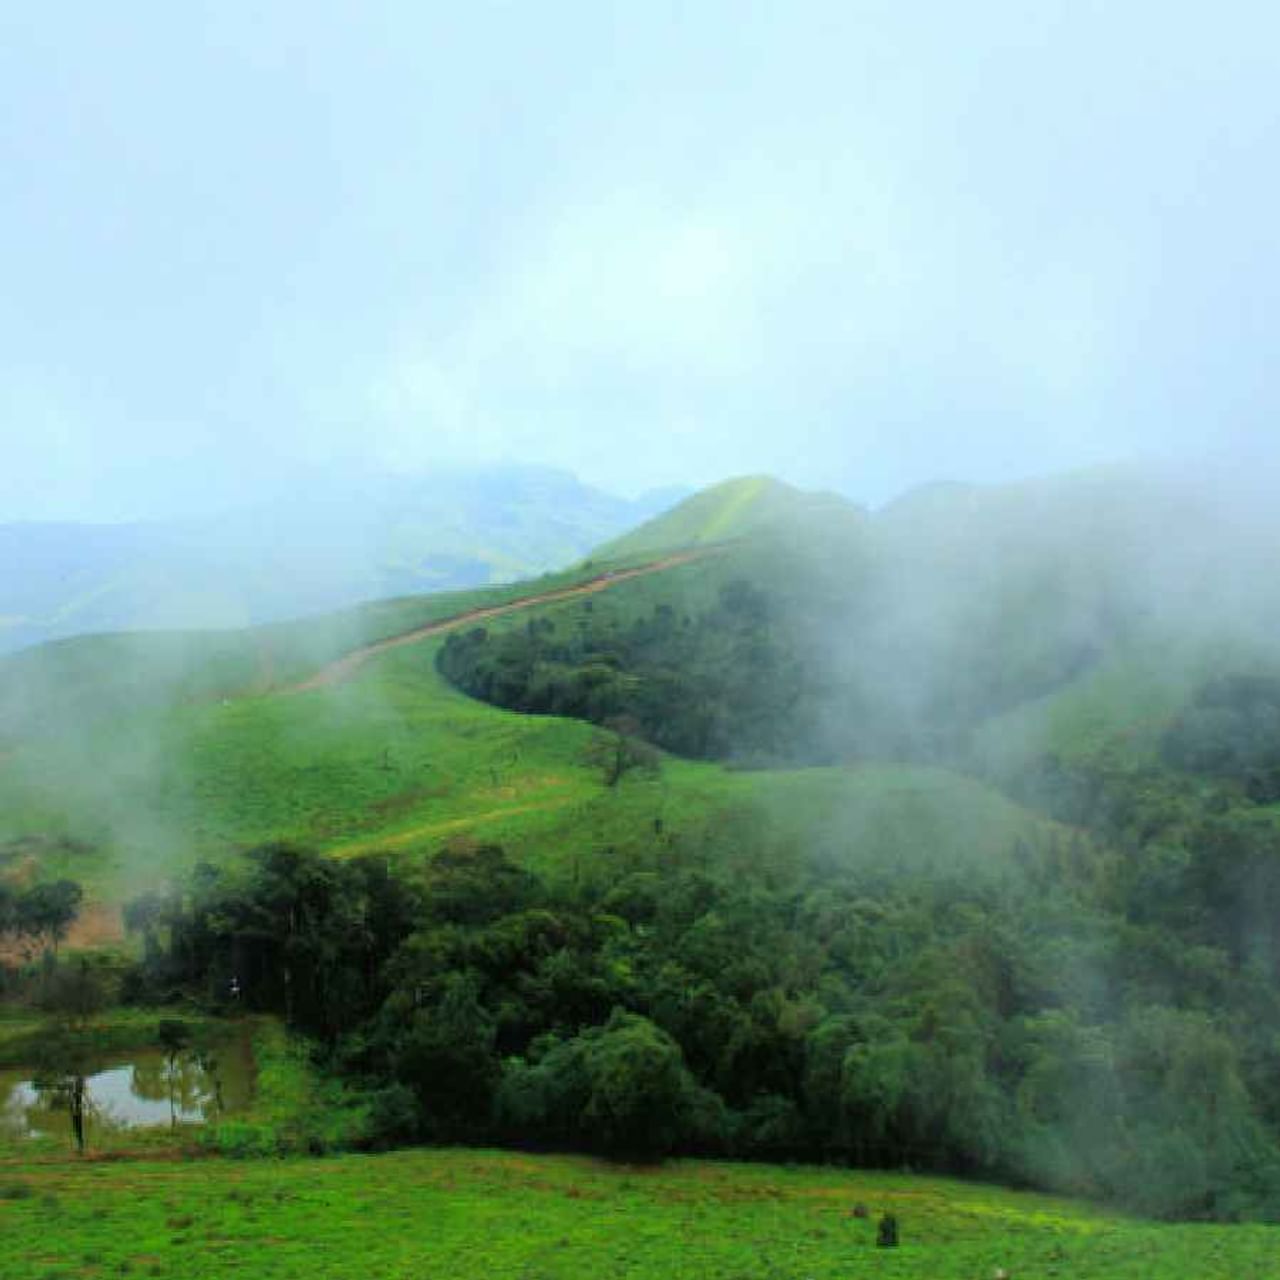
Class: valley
5,470,1280,1273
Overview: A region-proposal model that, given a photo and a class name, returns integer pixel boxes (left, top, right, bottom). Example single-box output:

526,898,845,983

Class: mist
8,2,1280,1233
3,2,1280,522
0,464,684,656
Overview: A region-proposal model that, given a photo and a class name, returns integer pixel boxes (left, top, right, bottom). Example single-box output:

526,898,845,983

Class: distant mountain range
0,466,686,655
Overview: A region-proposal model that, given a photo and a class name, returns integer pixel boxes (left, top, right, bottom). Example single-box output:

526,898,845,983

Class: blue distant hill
0,465,685,654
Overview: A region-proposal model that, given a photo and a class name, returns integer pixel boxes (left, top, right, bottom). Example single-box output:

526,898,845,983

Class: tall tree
31,960,105,1152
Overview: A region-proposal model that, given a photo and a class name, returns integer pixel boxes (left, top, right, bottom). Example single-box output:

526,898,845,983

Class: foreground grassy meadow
5,1014,1280,1277
6,1148,1279,1280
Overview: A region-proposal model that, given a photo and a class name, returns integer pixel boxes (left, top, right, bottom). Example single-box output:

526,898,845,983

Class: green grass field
4,1146,1277,1279
6,1013,1277,1276
0,617,1075,903
0,526,1078,907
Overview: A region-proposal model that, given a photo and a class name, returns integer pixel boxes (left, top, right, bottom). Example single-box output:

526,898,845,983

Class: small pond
0,1026,255,1141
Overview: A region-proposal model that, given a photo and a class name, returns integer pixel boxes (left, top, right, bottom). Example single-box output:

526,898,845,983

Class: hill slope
594,474,866,560
4,463,1279,896
0,552,1068,899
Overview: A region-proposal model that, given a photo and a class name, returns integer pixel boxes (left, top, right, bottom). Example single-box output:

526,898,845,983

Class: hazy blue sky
2,2,1277,520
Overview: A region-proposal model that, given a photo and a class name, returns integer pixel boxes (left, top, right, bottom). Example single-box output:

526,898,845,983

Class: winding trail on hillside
281,548,717,695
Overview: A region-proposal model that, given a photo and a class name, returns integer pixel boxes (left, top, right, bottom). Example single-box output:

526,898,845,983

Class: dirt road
281,548,714,694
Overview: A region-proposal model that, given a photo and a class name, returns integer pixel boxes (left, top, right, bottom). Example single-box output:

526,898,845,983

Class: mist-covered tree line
122,827,1280,1221
437,581,817,762
1009,672,1280,980
1162,674,1280,803
435,571,1108,767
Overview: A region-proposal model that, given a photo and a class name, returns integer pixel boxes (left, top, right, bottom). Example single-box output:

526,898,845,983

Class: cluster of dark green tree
1016,674,1280,987
436,569,1106,767
437,581,823,762
129,829,1280,1221
120,848,418,1039
1162,674,1280,803
0,877,82,958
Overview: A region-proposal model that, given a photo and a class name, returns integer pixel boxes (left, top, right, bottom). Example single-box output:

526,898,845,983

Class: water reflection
0,1030,255,1140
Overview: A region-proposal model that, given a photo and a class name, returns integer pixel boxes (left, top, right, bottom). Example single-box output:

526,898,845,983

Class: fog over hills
9,461,1280,1216
11,1,1280,1255
444,462,1280,771
0,465,685,656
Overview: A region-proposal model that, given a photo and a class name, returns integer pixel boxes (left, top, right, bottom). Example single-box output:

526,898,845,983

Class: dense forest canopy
117,799,1280,1221
423,479,1280,1219
436,545,1120,768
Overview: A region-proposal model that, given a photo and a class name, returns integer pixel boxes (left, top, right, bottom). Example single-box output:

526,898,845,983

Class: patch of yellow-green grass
594,475,784,559
697,475,772,541
594,476,769,559
0,1146,1274,1279
596,474,868,563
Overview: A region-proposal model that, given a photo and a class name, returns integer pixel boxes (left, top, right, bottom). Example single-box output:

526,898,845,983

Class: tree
16,879,83,957
157,1018,194,1128
499,1010,706,1159
0,881,15,937
31,960,106,1152
123,889,171,961
585,716,661,788
393,972,497,1140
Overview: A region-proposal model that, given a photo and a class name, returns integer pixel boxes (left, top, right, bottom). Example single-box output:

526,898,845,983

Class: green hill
8,466,1280,1219
594,474,866,560
0,577,1068,898
3,464,1277,899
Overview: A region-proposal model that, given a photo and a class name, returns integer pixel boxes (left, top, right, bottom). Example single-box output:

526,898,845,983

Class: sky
2,1,1278,521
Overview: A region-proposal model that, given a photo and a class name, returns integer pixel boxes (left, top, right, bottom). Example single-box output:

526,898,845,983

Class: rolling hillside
3,463,1277,907
0,565,1070,906
0,472,1094,912
8,467,1280,1219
